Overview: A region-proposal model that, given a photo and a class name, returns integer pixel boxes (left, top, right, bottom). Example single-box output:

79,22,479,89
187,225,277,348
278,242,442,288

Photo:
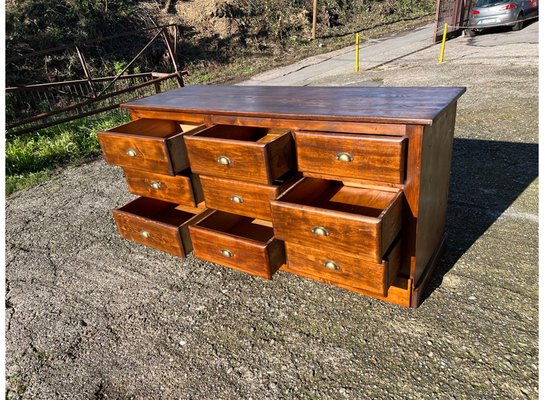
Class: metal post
439,23,448,63
312,0,317,40
355,33,360,73
75,46,97,98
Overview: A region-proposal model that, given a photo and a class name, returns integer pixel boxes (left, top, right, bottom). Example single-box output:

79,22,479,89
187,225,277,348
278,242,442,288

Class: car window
474,0,510,6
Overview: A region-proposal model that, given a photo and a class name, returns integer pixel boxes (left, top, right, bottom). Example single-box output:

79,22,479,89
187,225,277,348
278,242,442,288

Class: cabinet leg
411,233,448,308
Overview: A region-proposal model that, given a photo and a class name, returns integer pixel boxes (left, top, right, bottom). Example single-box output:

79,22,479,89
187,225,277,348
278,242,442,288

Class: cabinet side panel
413,103,457,285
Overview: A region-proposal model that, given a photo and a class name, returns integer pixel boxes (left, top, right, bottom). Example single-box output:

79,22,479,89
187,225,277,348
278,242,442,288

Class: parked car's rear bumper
468,10,518,29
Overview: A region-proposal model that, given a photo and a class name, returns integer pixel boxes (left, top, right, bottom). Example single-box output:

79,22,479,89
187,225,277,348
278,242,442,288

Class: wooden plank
412,102,457,285
122,85,467,126
280,265,412,307
295,131,406,184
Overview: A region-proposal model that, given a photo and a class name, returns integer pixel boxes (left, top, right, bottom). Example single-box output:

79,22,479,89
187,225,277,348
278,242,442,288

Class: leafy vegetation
5,0,435,195
6,111,130,195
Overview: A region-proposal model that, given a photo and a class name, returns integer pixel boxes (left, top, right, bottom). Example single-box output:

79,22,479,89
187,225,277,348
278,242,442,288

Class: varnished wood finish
123,168,203,206
295,131,406,184
411,233,447,308
112,196,212,256
99,85,465,308
98,119,205,175
413,103,457,285
122,85,466,125
129,109,408,136
270,178,402,263
284,238,401,296
199,174,299,221
280,264,412,307
184,125,295,184
189,211,286,279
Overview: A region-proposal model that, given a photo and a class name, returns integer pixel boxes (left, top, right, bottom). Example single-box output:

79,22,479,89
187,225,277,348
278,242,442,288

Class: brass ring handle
230,195,244,204
150,181,162,190
126,148,138,157
220,249,233,258
217,156,231,166
323,260,340,271
141,230,151,239
311,226,329,236
336,152,353,162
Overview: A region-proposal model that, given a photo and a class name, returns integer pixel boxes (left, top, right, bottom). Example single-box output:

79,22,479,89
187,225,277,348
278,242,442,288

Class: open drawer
98,118,205,175
188,211,285,279
123,168,203,207
184,125,295,184
270,177,402,263
284,239,401,296
112,196,211,257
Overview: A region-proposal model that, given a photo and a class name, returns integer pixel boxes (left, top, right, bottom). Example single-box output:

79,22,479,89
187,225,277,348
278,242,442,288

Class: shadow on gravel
422,138,538,303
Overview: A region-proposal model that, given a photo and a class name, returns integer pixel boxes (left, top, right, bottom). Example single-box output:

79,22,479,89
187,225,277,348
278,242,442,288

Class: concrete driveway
6,22,538,399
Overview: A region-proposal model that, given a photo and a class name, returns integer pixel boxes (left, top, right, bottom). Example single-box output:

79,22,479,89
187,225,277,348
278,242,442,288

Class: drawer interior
117,197,197,225
279,177,399,218
194,125,287,143
196,211,275,243
108,118,199,139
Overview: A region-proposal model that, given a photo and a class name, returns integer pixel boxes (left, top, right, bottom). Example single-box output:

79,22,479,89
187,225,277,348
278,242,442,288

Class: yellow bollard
439,23,448,63
355,33,360,72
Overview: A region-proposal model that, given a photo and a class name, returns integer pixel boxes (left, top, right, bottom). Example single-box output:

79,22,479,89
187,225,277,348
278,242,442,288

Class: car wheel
466,29,477,37
512,13,524,31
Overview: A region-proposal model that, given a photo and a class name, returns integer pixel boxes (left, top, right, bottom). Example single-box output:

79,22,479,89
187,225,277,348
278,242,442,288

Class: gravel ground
5,22,538,399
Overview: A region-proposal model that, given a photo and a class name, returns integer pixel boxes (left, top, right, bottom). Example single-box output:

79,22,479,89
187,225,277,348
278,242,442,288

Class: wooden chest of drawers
98,85,465,308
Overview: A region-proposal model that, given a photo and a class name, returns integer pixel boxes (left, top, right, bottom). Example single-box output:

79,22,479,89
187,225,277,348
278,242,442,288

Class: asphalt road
6,22,538,399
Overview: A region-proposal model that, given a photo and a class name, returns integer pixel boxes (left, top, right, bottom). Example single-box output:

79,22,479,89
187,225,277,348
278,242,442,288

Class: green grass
6,110,130,195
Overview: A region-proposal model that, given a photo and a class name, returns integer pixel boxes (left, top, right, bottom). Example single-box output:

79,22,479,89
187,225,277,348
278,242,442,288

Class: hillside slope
6,0,435,85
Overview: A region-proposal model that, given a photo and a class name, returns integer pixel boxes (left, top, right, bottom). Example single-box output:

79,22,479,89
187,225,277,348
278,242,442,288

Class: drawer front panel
284,242,397,296
295,131,406,183
189,225,284,279
200,176,280,221
99,133,179,175
113,210,186,256
271,202,381,262
185,139,269,183
124,169,203,206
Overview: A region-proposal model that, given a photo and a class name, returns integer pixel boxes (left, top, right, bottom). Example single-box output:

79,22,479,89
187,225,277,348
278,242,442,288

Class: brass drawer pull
217,156,231,166
220,249,233,258
323,260,340,271
140,230,151,239
311,226,329,236
126,148,138,157
230,195,244,204
150,181,162,190
336,152,353,162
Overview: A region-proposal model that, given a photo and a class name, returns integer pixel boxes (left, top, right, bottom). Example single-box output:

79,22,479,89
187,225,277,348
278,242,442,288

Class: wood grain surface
123,168,203,206
112,196,211,256
98,119,204,175
189,211,285,279
199,174,299,221
184,125,295,184
122,85,466,125
270,177,402,262
295,131,406,183
284,240,399,296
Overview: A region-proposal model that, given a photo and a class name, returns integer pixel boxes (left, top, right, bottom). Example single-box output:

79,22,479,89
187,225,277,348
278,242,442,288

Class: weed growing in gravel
6,111,130,195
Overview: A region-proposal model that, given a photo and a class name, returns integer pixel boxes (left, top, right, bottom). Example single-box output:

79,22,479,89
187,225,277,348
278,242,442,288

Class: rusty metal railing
6,24,185,137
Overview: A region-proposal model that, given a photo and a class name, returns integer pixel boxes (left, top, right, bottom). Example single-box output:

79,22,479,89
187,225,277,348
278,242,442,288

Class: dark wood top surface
122,85,466,125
